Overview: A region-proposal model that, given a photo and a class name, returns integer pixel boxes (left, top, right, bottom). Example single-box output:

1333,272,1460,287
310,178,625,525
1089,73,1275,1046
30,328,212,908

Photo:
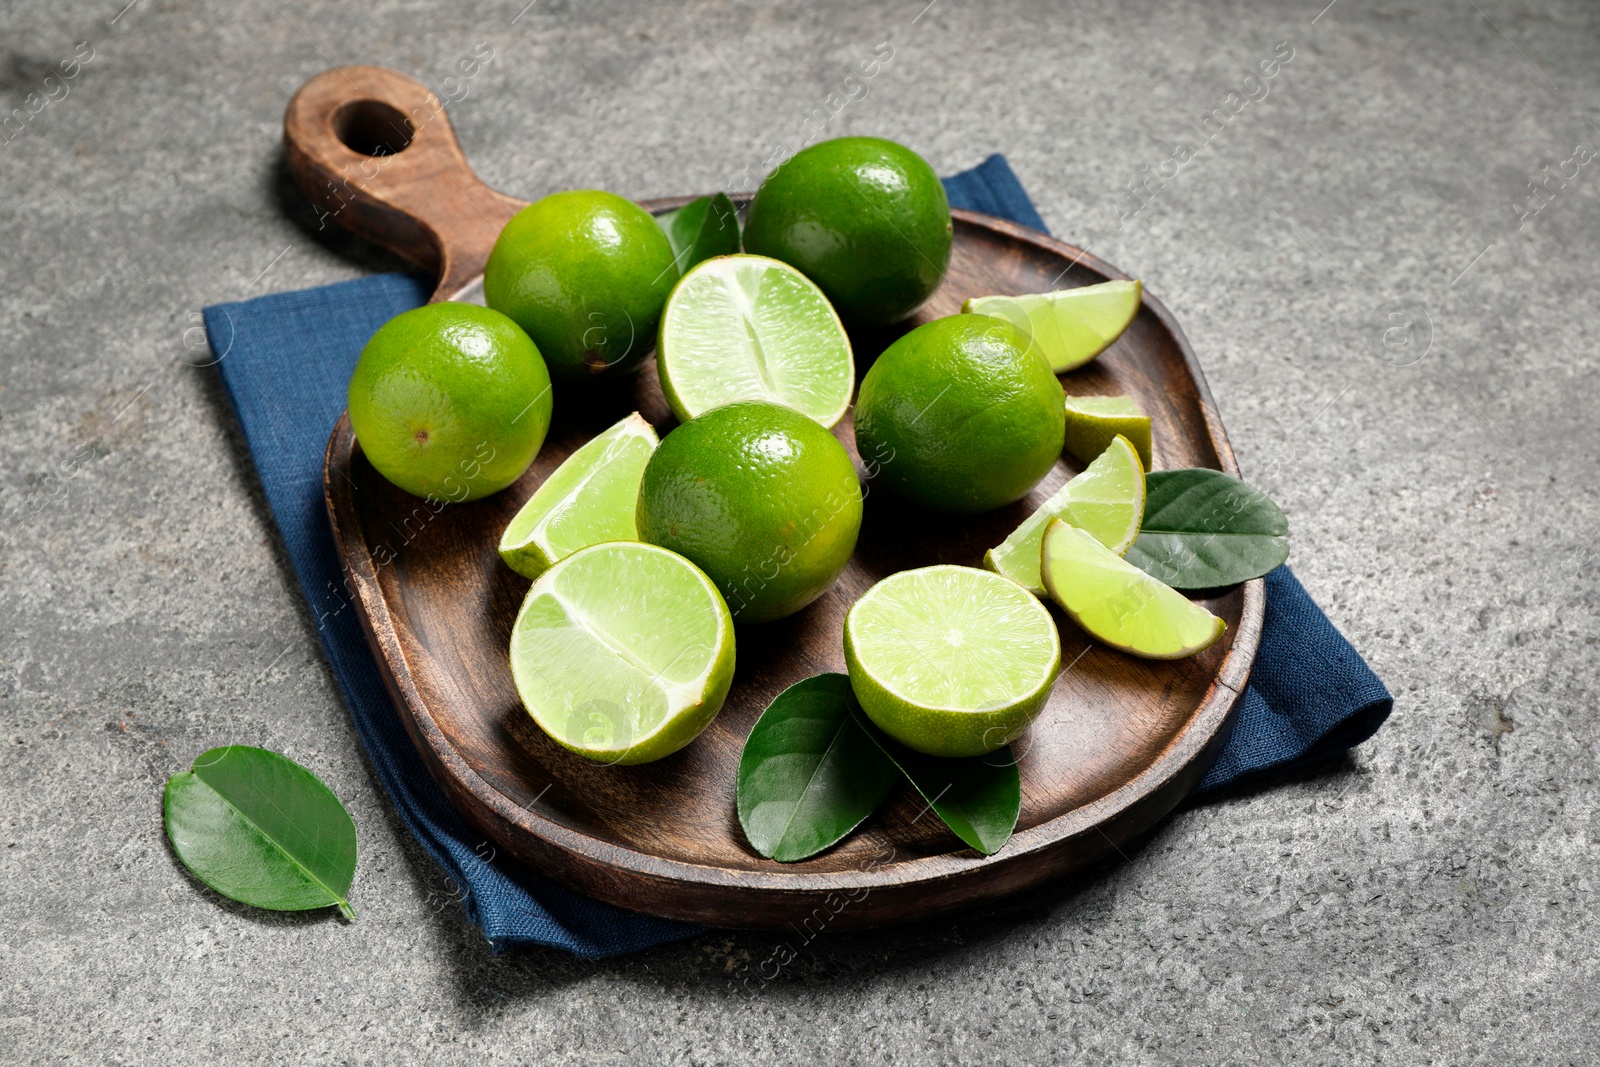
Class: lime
498,412,659,579
743,137,952,324
657,254,853,428
844,565,1060,758
1041,520,1225,660
636,400,862,623
964,279,1142,373
509,541,735,765
1062,395,1152,469
483,190,677,380
347,302,552,502
985,434,1145,595
853,313,1065,513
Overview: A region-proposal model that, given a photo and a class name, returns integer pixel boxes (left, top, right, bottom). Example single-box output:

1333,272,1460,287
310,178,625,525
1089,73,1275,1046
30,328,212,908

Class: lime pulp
509,541,736,764
498,412,658,579
657,254,855,428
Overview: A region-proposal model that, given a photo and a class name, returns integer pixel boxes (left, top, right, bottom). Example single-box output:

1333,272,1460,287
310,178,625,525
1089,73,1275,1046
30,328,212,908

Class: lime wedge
498,412,659,579
963,279,1142,372
1063,394,1152,469
657,254,854,428
509,541,736,764
844,565,1060,758
1041,520,1224,660
985,435,1145,596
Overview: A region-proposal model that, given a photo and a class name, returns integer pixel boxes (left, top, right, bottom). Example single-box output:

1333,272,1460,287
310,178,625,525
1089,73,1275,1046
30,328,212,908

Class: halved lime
1063,394,1152,469
509,542,735,765
498,413,659,579
963,279,1142,372
985,435,1145,596
657,254,854,428
844,565,1060,758
1041,520,1225,660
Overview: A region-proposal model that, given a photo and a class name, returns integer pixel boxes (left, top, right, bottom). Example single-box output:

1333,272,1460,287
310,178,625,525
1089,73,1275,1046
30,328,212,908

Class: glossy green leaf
737,674,898,862
164,746,358,918
850,709,1021,856
1125,468,1290,589
658,193,741,275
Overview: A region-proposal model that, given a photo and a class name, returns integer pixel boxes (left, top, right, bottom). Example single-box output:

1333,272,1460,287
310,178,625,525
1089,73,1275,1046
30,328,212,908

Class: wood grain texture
289,66,1262,930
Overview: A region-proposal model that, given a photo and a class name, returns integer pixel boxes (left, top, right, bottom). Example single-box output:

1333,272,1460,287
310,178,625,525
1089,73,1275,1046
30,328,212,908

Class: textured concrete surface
2,0,1598,1062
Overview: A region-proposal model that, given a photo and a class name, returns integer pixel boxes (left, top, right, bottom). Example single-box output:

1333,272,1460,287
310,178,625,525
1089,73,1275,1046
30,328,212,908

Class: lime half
1063,394,1152,470
498,412,658,579
1041,520,1224,660
509,542,736,765
964,279,1142,373
844,565,1060,758
657,254,854,428
985,435,1145,596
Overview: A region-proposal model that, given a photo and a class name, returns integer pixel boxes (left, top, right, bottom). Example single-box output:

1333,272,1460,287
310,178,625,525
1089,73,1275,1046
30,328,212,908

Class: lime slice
844,565,1060,758
509,542,736,765
963,279,1142,372
985,435,1145,596
1041,520,1225,660
1063,394,1152,470
498,412,659,579
657,254,854,428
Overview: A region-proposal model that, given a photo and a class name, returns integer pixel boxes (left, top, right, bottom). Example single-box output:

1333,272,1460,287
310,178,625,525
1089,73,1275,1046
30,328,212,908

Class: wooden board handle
283,65,526,301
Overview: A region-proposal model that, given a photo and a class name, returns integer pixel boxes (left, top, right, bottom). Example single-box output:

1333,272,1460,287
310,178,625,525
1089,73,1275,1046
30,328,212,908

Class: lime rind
963,279,1142,373
498,413,659,579
985,435,1146,596
1040,521,1225,660
844,565,1060,758
1063,394,1153,469
658,254,854,428
509,542,735,764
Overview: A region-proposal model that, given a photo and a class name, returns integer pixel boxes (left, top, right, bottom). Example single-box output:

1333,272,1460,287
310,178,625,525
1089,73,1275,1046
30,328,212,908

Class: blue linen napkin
205,154,1391,957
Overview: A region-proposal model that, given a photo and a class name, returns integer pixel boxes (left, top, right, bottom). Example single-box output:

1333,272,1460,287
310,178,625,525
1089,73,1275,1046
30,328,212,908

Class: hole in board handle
332,99,415,157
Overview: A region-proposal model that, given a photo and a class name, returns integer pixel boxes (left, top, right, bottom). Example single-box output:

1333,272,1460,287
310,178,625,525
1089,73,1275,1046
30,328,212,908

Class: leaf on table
1124,468,1289,589
737,674,898,863
164,745,359,918
850,709,1021,856
658,192,741,275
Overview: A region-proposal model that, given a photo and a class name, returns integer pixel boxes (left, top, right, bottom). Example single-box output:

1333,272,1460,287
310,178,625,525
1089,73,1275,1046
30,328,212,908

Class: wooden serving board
285,66,1262,931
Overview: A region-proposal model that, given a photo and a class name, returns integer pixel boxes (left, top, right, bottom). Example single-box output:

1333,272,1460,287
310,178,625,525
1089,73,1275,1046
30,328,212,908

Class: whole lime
853,314,1065,513
636,401,863,623
742,137,951,325
483,190,677,380
347,302,552,502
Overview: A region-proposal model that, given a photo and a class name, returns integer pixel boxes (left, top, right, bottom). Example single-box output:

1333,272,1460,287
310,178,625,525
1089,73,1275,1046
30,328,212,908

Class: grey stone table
3,0,1596,1062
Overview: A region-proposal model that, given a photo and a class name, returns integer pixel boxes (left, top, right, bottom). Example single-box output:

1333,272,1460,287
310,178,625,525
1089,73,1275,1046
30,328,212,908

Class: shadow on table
421,751,1364,1017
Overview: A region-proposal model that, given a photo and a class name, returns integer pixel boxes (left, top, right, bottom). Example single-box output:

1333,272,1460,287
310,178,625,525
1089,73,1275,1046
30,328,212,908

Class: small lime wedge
1041,520,1225,660
844,565,1060,758
509,542,735,764
657,254,854,428
1063,394,1152,469
963,279,1142,372
985,435,1145,595
498,412,659,579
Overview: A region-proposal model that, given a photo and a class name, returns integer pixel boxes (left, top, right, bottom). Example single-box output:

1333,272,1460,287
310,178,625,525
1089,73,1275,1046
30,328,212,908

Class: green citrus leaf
737,674,898,863
658,193,741,275
163,746,358,918
1125,468,1290,589
850,708,1021,856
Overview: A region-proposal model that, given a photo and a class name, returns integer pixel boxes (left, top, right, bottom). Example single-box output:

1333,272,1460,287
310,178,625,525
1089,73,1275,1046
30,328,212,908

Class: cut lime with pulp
985,434,1145,596
963,279,1142,373
509,542,735,765
657,254,854,428
1041,520,1224,660
498,413,659,579
1063,394,1152,469
844,565,1060,758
